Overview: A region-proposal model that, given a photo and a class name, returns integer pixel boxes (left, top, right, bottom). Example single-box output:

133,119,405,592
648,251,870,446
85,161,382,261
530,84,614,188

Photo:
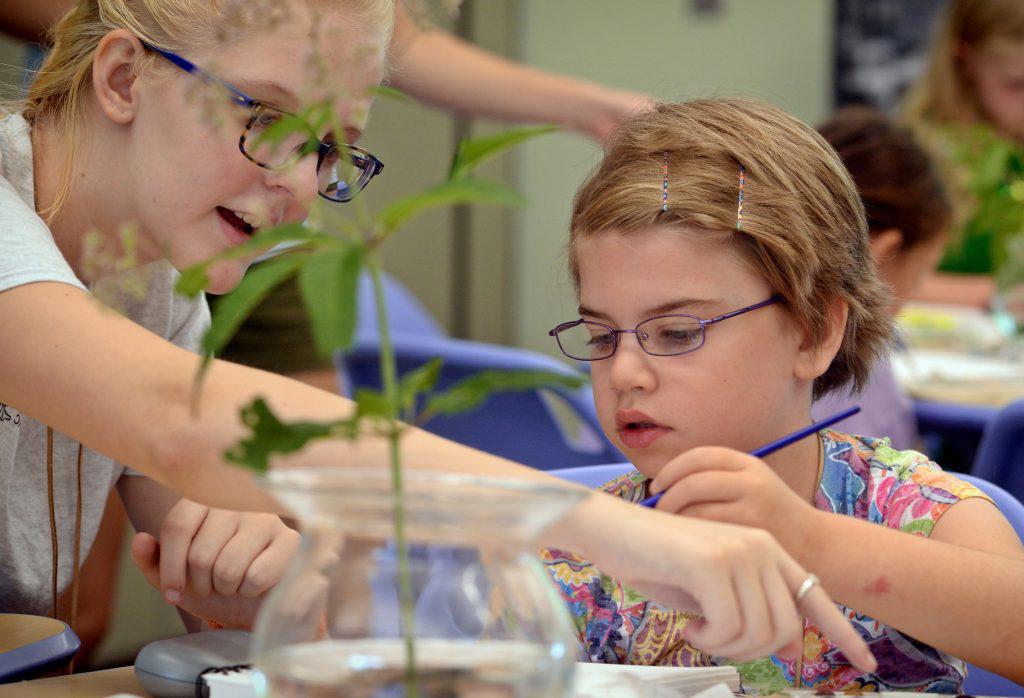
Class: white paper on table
893,349,1024,386
201,663,740,698
573,663,740,697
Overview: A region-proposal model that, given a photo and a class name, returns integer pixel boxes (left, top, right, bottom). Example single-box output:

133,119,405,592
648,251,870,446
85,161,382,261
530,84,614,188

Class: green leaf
377,179,524,235
422,370,586,420
201,253,307,359
398,358,443,414
175,223,323,298
448,125,559,181
354,388,393,419
225,398,339,472
297,244,364,358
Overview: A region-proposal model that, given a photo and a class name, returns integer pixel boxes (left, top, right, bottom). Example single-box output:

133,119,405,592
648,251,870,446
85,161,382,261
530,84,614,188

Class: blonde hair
20,0,394,222
569,99,893,399
904,0,1024,129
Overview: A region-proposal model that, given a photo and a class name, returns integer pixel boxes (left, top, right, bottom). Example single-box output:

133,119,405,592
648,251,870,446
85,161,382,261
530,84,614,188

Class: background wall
509,0,835,354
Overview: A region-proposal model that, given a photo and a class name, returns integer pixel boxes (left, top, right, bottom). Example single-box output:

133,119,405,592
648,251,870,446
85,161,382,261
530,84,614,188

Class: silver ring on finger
795,573,820,605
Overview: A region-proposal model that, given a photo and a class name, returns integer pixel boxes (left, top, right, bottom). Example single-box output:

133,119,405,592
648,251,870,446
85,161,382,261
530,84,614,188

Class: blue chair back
972,399,1024,502
337,275,623,471
548,465,1024,695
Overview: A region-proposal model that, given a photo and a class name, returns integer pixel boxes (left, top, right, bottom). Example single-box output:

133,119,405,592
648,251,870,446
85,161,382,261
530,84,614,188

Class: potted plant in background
174,75,589,694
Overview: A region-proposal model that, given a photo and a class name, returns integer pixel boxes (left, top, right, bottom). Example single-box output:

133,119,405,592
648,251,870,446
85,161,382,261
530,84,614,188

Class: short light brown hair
569,99,893,399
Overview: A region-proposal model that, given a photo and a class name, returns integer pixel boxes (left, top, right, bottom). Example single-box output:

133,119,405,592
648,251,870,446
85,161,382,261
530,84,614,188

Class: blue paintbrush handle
638,406,860,508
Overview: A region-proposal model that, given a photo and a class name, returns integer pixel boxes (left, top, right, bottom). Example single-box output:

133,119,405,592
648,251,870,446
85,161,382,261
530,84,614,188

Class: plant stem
367,256,418,697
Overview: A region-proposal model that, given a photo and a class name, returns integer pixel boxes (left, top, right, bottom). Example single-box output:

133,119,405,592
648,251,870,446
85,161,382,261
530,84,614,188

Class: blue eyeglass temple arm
137,39,256,108
704,294,782,325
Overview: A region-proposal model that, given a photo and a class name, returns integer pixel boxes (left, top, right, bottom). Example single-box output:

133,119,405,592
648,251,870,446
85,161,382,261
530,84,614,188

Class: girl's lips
615,408,670,450
217,207,253,246
617,424,670,450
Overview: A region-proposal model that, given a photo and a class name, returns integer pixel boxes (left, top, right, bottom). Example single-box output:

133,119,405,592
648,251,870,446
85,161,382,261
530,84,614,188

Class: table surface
1,667,145,697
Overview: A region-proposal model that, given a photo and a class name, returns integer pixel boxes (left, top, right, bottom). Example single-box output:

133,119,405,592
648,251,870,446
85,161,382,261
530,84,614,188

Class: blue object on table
971,399,1024,501
0,614,80,683
950,472,1024,696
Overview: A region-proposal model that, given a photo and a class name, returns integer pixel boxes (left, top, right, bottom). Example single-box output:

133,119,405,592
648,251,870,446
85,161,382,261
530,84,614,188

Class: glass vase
250,466,586,697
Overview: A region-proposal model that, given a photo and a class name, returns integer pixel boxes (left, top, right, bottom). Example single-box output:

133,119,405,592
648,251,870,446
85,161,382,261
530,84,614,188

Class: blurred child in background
812,106,952,450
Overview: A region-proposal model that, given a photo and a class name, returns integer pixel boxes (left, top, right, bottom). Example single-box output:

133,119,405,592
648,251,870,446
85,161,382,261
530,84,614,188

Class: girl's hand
555,494,876,669
649,446,818,550
130,498,300,628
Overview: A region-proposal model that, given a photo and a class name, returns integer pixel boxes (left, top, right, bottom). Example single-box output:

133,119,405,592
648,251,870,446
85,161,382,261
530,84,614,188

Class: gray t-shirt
0,114,211,615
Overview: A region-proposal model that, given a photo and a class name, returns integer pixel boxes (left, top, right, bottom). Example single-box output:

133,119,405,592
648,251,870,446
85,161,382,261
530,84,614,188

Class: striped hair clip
661,151,669,212
736,164,745,231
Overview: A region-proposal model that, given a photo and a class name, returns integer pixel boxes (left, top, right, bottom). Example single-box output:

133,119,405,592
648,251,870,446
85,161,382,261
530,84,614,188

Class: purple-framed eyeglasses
138,39,383,203
549,295,781,361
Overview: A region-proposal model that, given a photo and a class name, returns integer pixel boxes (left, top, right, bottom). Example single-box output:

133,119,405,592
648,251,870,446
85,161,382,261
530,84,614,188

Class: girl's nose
265,151,320,213
607,334,657,394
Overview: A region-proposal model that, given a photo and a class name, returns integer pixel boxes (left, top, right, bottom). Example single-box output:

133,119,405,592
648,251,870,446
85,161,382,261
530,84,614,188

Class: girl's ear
92,29,145,125
794,296,848,384
868,228,904,267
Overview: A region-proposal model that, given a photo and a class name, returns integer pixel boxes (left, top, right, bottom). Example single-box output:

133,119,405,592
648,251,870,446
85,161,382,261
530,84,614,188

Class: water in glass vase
259,638,567,697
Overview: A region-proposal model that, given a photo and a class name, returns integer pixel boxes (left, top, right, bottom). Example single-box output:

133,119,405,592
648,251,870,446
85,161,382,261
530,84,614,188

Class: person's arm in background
388,7,653,142
914,271,997,309
0,0,73,43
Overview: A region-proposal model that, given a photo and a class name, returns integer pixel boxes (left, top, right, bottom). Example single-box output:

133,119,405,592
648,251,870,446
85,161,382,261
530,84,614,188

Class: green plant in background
174,97,582,694
936,123,1024,286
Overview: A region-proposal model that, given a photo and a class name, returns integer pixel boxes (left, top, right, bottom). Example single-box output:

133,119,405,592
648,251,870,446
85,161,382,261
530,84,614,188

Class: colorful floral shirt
542,431,991,694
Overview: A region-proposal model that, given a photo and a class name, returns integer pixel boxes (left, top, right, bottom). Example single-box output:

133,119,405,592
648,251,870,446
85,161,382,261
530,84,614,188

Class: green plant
175,100,583,694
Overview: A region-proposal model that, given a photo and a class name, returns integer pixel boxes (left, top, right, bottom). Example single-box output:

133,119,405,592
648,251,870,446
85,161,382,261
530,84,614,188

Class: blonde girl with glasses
544,99,1024,691
0,0,873,669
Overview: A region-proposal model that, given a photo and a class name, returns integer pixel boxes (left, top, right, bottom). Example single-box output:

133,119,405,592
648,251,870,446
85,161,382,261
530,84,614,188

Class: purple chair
548,465,1024,695
952,472,1024,696
971,399,1024,503
336,274,624,471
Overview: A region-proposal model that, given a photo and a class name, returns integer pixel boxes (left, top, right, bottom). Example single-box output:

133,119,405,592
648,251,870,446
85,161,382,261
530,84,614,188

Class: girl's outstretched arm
0,281,876,668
